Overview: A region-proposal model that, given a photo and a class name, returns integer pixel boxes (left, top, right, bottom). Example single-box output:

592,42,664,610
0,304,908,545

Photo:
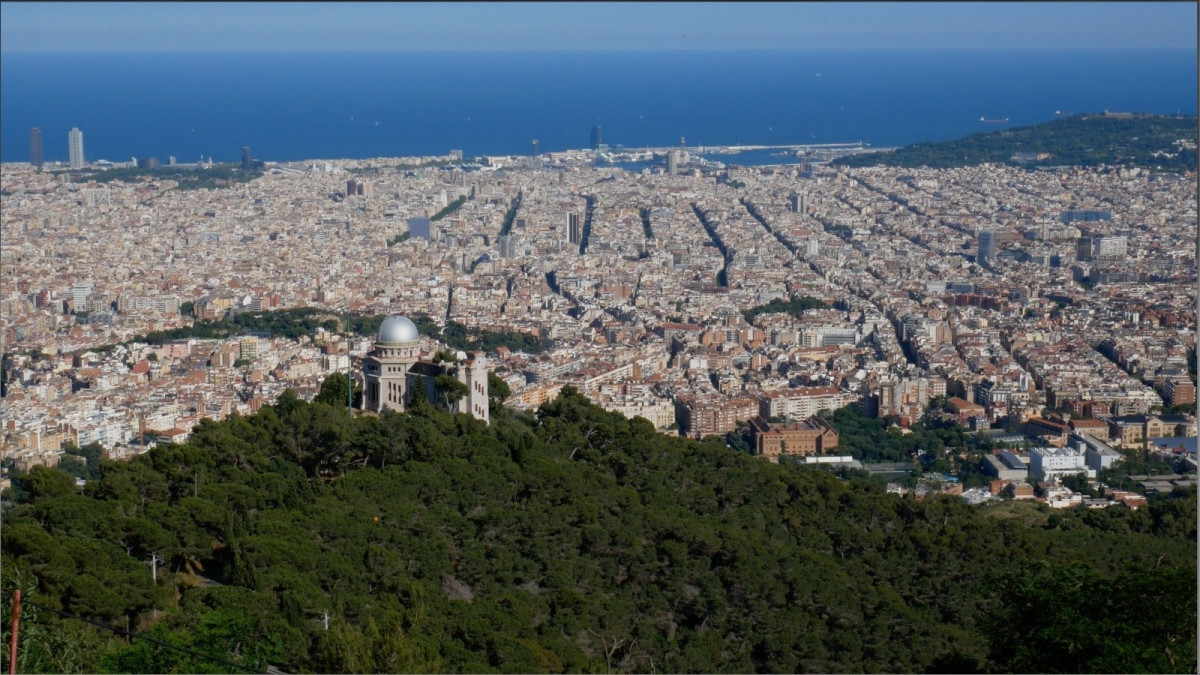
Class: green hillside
834,113,1198,171
2,389,1195,673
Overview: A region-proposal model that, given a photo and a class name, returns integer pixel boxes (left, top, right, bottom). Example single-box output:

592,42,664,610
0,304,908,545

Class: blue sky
1,2,1196,52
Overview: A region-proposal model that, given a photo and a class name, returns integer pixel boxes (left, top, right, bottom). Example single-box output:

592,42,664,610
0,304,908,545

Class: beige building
360,315,490,423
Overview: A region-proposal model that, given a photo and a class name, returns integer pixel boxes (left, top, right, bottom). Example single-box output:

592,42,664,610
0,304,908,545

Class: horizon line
4,46,1198,55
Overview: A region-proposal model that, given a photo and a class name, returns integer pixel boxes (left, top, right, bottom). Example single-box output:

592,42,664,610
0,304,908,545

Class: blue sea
2,50,1195,164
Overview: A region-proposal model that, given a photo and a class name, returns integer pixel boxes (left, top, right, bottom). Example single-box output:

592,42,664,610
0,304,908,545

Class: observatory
360,315,490,423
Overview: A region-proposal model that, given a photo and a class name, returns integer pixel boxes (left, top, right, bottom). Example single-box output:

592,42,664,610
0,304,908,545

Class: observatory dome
377,315,419,345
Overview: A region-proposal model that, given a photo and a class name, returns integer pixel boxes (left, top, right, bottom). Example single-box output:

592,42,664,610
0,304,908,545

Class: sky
1,2,1196,52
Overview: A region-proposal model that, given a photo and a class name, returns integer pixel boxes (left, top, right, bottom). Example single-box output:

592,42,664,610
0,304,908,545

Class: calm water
2,50,1195,164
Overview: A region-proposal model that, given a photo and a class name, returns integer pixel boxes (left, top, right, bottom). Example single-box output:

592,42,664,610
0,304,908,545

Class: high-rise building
590,125,602,150
1075,235,1128,261
68,128,84,169
498,235,516,259
1164,377,1196,407
241,146,251,170
977,229,996,263
408,216,431,240
1061,209,1111,224
30,128,44,170
666,150,680,176
568,212,581,246
71,283,93,312
790,192,807,214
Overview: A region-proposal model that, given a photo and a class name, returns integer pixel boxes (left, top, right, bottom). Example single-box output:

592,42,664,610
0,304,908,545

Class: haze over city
1,3,1197,674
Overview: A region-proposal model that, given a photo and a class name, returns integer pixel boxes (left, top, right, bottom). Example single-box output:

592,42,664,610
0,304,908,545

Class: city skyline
1,2,1196,52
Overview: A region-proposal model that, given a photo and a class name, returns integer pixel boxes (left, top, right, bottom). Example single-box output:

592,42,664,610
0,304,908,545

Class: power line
20,600,261,673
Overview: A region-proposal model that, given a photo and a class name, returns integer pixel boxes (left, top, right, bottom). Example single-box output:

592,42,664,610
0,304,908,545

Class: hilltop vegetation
834,114,1198,171
91,308,545,356
1,388,1194,673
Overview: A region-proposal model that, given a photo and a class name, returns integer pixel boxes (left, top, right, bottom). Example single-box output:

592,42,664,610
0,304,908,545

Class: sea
2,49,1196,165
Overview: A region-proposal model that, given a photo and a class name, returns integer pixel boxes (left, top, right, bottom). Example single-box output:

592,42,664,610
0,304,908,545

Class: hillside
1,389,1196,673
834,113,1198,171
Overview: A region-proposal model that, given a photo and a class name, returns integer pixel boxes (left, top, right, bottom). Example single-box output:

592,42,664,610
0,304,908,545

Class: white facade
759,387,850,421
72,283,93,311
602,396,676,429
1030,446,1093,481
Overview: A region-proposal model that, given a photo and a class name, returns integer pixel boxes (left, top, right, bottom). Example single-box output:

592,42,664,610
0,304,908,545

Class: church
360,315,490,424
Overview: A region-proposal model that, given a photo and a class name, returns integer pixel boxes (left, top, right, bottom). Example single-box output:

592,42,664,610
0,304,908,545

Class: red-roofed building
947,396,985,421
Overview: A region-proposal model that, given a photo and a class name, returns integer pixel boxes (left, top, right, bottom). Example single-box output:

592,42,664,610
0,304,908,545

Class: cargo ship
980,116,1010,123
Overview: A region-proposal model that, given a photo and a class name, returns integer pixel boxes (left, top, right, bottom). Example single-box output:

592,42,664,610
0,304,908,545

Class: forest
833,114,1198,172
1,385,1195,674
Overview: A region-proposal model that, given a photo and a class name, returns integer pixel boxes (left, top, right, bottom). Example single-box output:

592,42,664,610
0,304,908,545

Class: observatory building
360,315,490,423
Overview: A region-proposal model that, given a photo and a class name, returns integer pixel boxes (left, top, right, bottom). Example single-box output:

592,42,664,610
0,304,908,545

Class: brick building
750,416,839,462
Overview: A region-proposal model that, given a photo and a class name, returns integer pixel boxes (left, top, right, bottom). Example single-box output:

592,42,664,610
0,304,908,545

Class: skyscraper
241,146,251,170
68,128,84,169
408,216,431,240
666,150,680,176
30,128,44,170
590,125,602,150
977,229,996,263
568,212,581,246
498,234,516,259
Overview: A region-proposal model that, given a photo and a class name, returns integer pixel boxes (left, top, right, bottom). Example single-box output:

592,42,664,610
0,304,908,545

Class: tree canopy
1,391,1194,673
742,295,829,323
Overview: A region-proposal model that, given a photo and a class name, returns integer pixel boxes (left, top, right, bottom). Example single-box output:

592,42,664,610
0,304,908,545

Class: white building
601,396,676,430
1069,433,1122,473
1029,446,1093,482
68,127,84,169
759,386,851,421
72,283,93,312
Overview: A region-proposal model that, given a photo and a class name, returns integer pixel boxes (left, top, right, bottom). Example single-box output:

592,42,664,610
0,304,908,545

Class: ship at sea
980,116,1011,123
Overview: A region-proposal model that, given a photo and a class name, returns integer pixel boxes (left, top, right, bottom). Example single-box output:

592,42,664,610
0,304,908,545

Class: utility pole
147,552,163,583
8,589,20,675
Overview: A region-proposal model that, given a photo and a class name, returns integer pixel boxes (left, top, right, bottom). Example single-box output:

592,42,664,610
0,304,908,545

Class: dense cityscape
2,2,1198,666
3,126,1196,506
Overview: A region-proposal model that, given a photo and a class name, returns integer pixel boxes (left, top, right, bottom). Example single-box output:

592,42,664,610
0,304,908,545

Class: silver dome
377,315,419,344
